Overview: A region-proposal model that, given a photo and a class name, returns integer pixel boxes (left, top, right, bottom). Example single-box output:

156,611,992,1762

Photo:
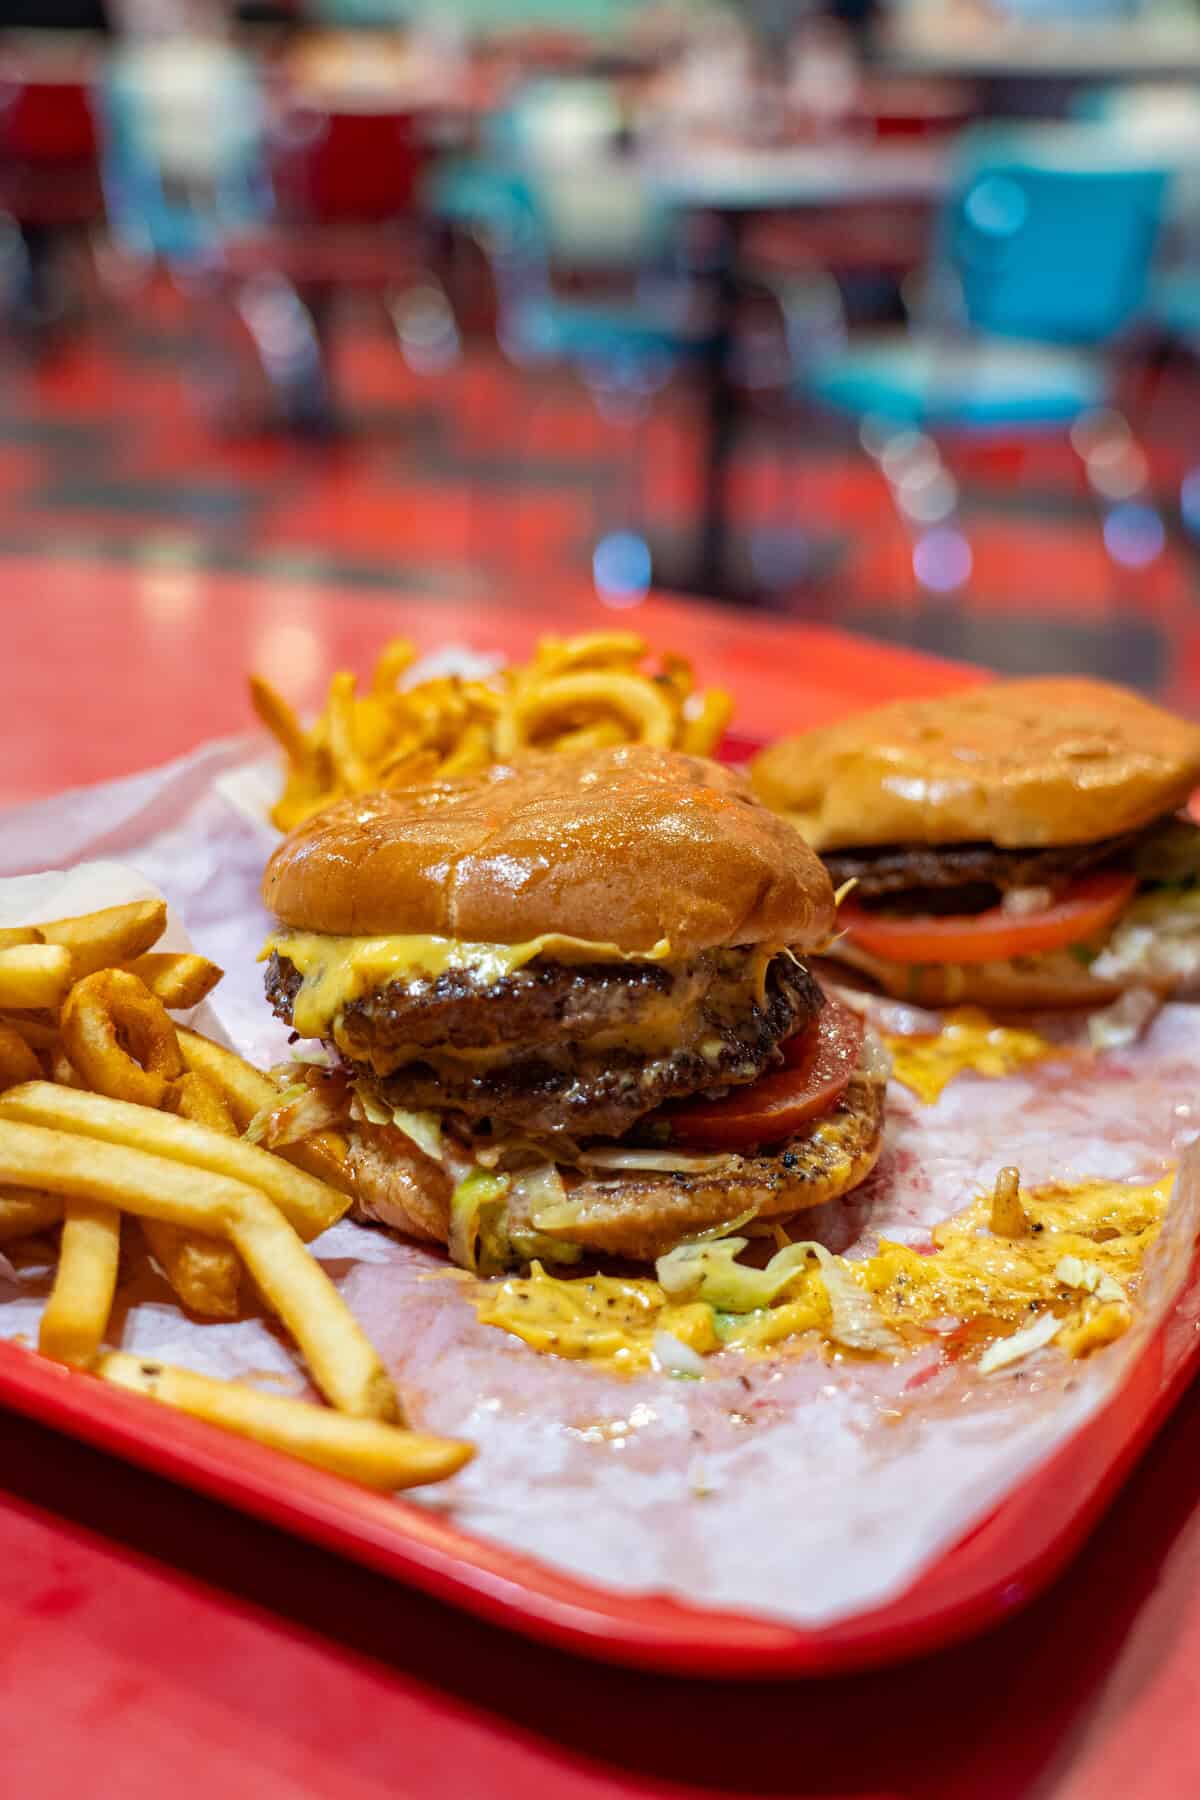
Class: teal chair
428,75,689,329
1071,85,1200,356
312,0,637,31
427,79,710,585
96,48,270,269
800,128,1167,433
790,128,1169,593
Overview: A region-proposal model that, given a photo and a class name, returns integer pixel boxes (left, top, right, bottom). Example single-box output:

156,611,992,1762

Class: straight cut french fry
0,1120,396,1417
0,1119,258,1234
125,952,224,1011
38,1198,120,1366
0,1186,62,1242
0,943,72,1009
176,1028,355,1197
0,1011,59,1052
96,1354,470,1490
0,1084,347,1240
171,1070,236,1136
40,899,167,979
176,1026,279,1125
140,1220,241,1320
0,927,44,950
0,1024,40,1091
145,1069,242,1318
228,1193,398,1422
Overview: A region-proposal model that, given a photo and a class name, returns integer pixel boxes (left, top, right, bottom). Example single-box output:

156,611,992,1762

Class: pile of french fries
252,630,736,832
0,903,471,1492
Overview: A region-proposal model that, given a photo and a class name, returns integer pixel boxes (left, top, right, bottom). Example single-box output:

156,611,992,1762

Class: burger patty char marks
824,830,1140,904
266,949,823,1139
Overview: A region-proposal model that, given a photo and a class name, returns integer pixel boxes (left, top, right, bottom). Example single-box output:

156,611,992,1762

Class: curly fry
60,970,184,1110
495,670,676,757
370,637,417,698
326,671,372,793
527,631,647,680
256,631,735,831
678,688,735,756
437,721,493,777
545,720,629,753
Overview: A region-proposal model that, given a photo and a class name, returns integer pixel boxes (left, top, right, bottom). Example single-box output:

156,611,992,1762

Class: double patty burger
259,745,886,1266
752,677,1200,1010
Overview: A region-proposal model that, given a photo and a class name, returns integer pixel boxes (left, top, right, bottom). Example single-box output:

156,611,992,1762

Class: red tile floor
5,276,1200,707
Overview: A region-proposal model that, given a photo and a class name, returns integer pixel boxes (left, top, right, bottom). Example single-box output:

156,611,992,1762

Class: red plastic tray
1,1256,1197,1681
4,712,1198,1680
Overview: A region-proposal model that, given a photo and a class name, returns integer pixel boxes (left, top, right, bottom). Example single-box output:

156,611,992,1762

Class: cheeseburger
258,745,886,1266
752,677,1200,1010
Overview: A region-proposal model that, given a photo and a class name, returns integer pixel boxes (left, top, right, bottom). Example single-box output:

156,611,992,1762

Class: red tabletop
2,554,973,804
4,557,1198,1800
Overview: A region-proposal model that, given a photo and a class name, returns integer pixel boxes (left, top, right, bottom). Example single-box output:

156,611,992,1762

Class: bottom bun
347,1057,887,1266
816,942,1146,1011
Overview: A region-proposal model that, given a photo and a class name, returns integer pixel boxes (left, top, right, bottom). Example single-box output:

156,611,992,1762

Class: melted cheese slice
264,930,674,1040
884,1008,1061,1105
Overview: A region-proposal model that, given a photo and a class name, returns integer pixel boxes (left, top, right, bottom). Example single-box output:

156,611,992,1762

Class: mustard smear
884,1008,1064,1105
471,1174,1171,1373
474,1266,718,1370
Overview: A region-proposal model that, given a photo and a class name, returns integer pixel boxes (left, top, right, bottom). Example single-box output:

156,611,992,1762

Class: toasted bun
348,1056,887,1264
752,678,1200,852
817,941,1144,1010
263,745,834,956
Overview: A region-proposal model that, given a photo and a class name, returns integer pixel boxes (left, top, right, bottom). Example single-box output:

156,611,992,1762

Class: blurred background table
642,136,949,600
881,12,1200,103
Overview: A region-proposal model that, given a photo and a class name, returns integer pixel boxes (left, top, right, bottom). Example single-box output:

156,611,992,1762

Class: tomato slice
664,998,865,1151
838,870,1137,967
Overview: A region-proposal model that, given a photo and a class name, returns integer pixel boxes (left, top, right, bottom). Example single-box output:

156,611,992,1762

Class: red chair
0,77,103,224
270,105,426,224
218,103,433,433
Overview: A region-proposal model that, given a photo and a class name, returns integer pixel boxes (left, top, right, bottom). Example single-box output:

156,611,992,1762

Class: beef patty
266,949,823,1139
824,830,1139,905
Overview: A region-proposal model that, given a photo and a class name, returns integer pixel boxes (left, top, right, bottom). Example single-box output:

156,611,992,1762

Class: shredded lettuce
657,1236,798,1310
505,1165,582,1266
449,1165,582,1272
390,1108,443,1163
656,1236,898,1353
243,1081,342,1148
1054,1255,1126,1303
351,1082,443,1162
577,1147,737,1175
448,1169,512,1274
978,1309,1061,1373
653,1331,707,1378
1133,817,1200,886
678,1205,760,1247
353,1085,393,1127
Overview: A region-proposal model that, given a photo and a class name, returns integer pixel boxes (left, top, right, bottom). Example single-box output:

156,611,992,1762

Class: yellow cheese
471,1173,1170,1372
263,930,674,1040
884,1008,1061,1105
474,1265,719,1370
